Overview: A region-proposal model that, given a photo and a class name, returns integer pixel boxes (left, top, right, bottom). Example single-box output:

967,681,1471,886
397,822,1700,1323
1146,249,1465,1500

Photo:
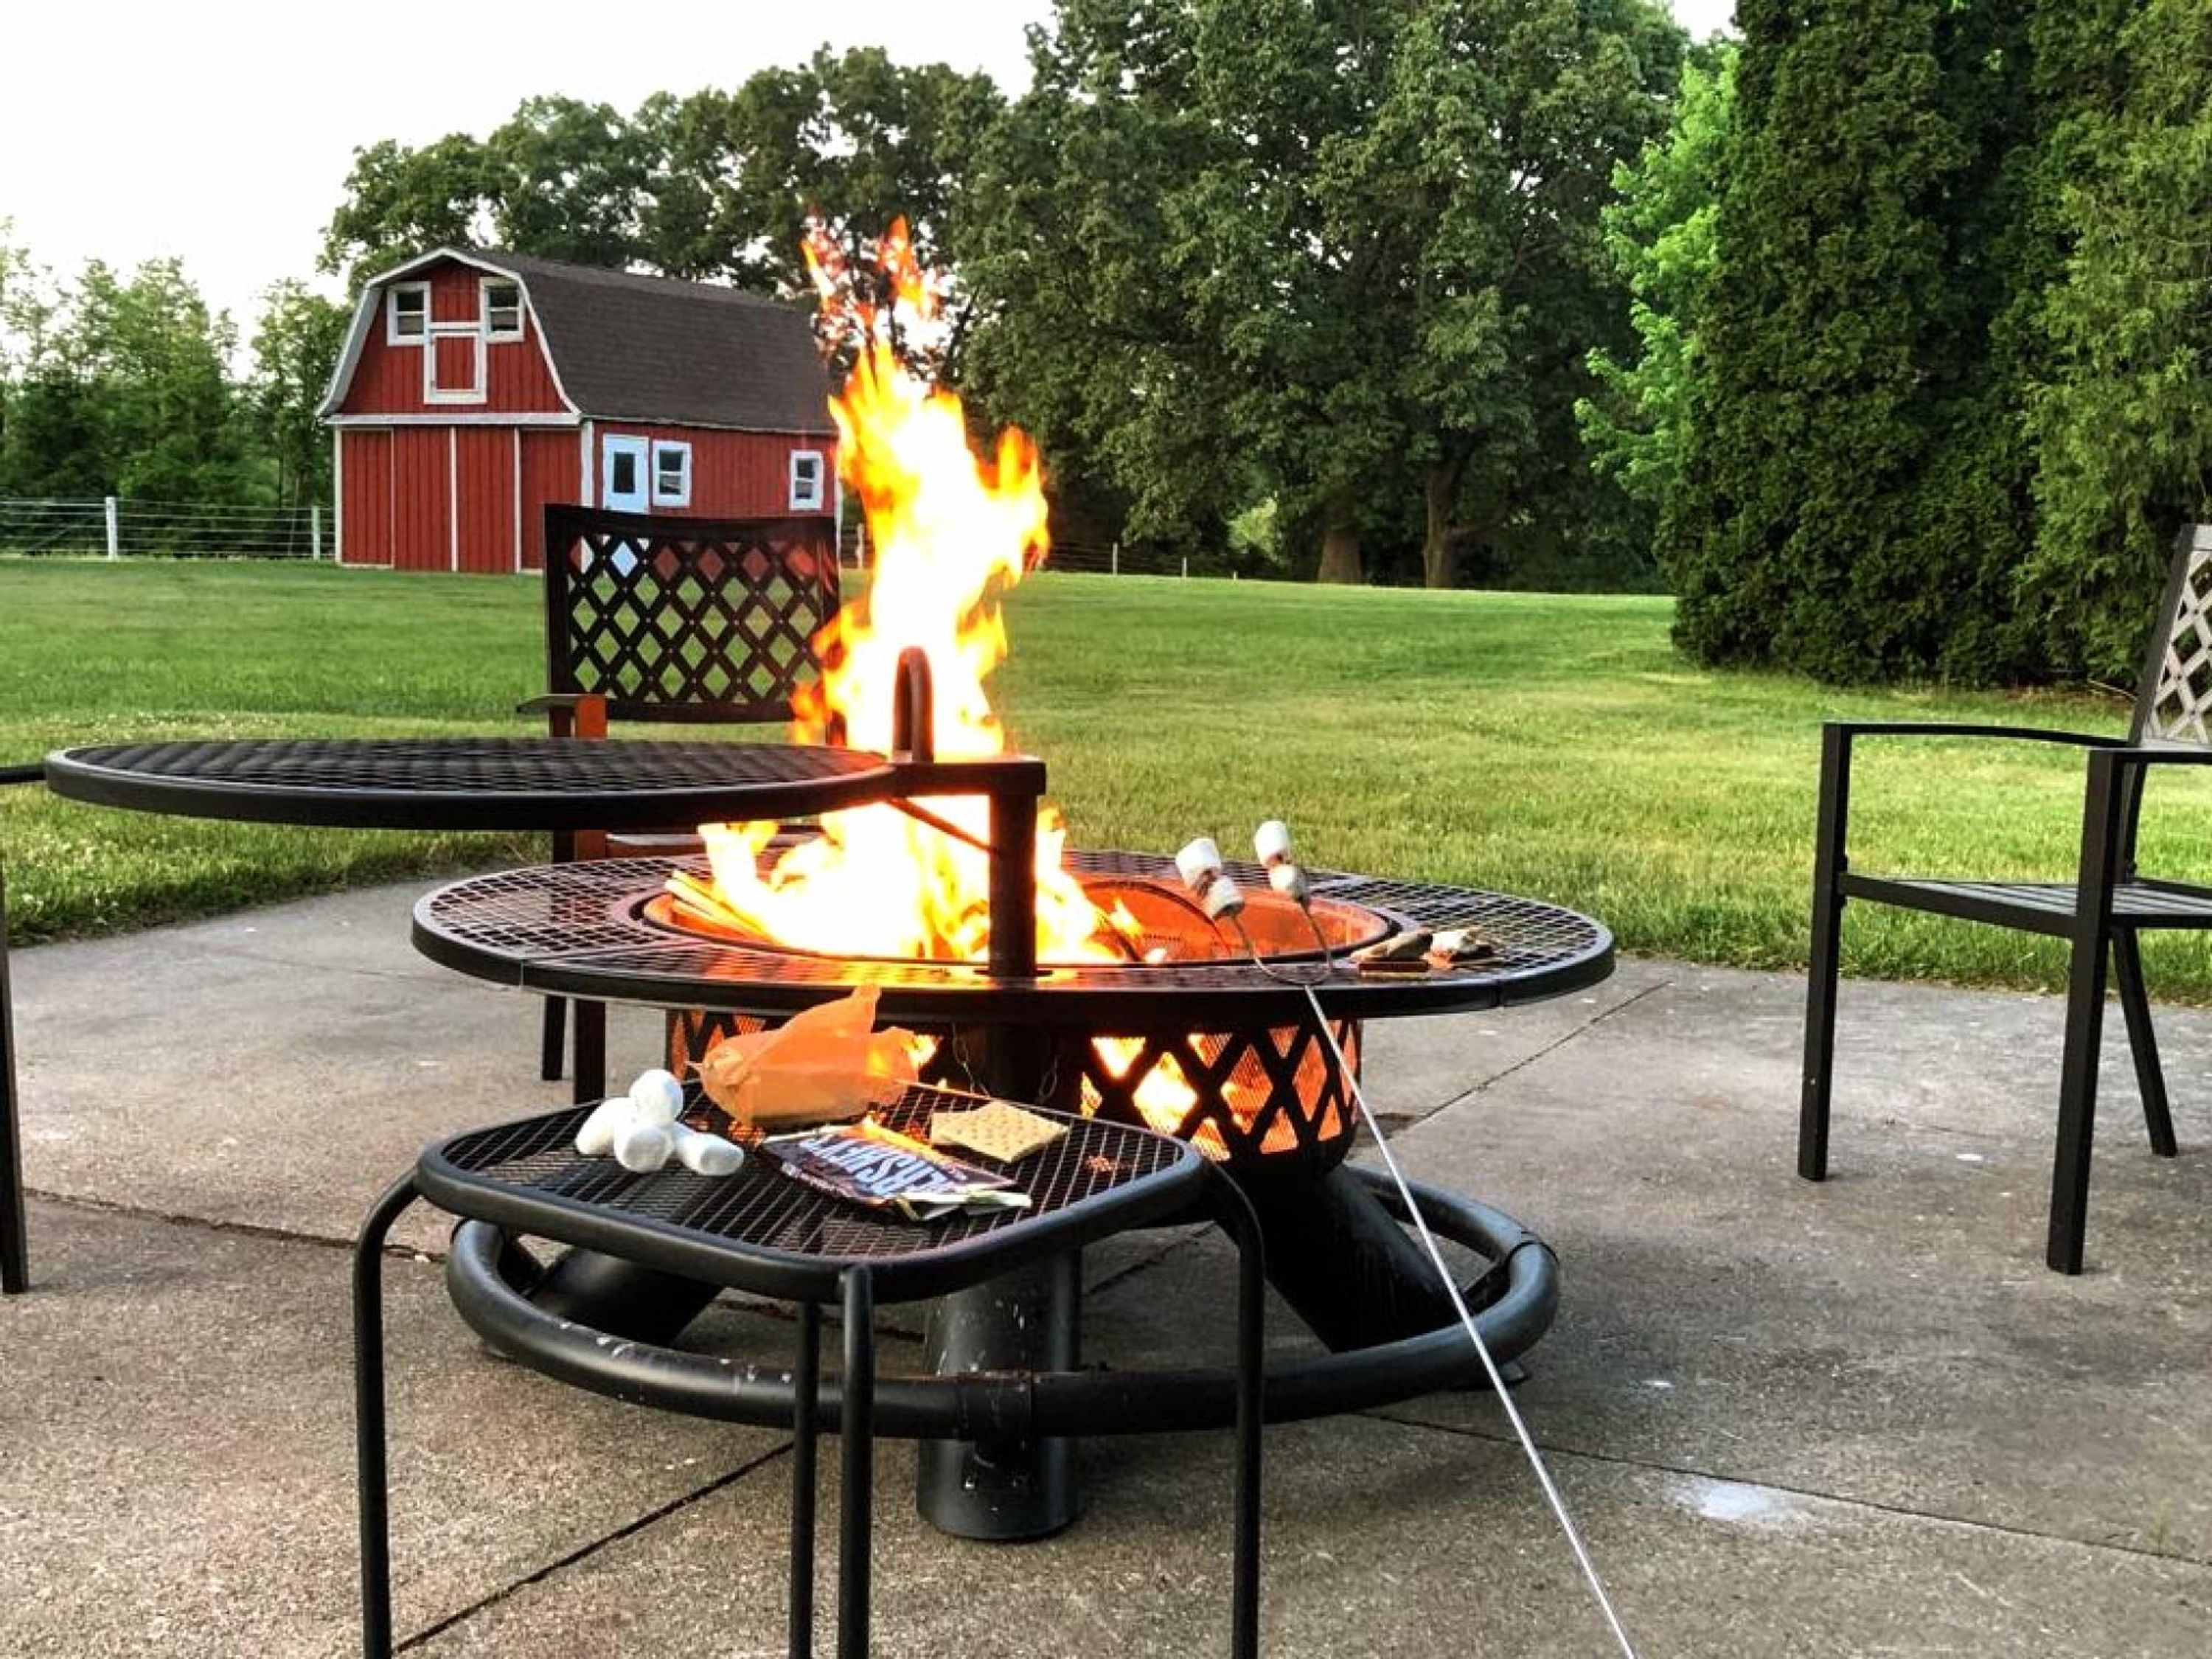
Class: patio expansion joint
394,1439,795,1654
1411,978,1674,1124
1368,1408,2212,1572
19,1185,366,1256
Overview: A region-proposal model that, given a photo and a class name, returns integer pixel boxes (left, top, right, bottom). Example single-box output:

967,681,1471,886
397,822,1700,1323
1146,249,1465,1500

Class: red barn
320,248,838,572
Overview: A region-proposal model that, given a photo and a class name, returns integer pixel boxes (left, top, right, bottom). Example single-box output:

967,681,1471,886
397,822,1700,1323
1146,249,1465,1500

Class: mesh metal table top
43,737,900,832
418,1081,1203,1301
412,849,1615,1026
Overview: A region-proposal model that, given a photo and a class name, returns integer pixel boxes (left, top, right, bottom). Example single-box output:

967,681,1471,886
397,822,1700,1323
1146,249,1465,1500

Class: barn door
602,435,649,513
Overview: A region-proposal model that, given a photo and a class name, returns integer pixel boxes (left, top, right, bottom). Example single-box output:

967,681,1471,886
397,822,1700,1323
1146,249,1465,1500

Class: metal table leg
1210,1169,1267,1659
354,1175,420,1659
839,1268,876,1659
791,1301,821,1659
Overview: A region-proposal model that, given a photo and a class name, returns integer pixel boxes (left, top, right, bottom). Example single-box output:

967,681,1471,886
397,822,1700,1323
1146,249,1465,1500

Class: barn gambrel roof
320,248,837,435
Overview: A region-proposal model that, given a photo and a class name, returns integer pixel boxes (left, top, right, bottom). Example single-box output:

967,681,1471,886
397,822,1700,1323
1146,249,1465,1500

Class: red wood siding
596,425,835,519
454,427,516,572
336,257,568,417
429,266,479,324
339,430,393,565
518,428,583,571
391,429,453,570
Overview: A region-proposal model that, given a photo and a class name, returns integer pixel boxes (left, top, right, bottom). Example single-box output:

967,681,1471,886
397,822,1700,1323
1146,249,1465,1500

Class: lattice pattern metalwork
2140,525,2212,747
664,1009,1360,1179
544,507,840,723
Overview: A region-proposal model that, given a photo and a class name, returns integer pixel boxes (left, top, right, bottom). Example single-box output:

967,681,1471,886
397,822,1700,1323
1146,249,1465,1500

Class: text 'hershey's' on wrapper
757,1119,1034,1221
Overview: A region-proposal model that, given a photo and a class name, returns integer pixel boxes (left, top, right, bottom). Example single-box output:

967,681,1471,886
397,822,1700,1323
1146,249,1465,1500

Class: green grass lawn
8,556,2212,999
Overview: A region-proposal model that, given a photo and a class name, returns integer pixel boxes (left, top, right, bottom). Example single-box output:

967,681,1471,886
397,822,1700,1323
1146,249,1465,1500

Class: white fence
0,498,327,560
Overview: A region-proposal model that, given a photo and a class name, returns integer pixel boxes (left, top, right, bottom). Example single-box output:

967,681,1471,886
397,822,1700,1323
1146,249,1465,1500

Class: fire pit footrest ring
441,1168,1556,1440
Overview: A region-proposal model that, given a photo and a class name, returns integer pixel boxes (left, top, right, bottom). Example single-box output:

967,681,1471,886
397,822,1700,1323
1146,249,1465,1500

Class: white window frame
422,325,487,405
788,448,826,512
386,282,430,344
481,276,524,341
650,439,692,508
602,434,650,512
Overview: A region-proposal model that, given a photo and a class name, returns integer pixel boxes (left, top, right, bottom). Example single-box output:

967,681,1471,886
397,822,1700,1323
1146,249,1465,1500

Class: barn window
651,440,692,508
788,449,826,512
482,278,524,340
386,282,428,343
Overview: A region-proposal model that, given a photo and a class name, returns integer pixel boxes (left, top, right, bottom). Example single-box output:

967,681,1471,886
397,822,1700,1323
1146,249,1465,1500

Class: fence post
1110,540,1119,578
1181,554,1189,580
103,496,119,560
311,504,323,561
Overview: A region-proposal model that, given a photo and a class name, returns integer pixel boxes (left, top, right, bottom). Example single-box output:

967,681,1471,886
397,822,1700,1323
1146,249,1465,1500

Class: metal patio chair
1800,524,2212,1273
529,504,841,1101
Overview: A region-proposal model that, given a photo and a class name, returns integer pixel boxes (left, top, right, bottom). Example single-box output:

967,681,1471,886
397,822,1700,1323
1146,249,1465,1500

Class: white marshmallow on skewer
575,1096,637,1157
1175,835,1246,921
1254,820,1311,904
672,1124,745,1177
613,1118,676,1174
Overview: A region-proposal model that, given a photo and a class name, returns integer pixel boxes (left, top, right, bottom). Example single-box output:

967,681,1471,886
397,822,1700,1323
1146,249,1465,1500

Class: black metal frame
539,504,840,726
0,761,39,1293
354,1101,1266,1659
1800,530,2212,1272
534,504,844,1100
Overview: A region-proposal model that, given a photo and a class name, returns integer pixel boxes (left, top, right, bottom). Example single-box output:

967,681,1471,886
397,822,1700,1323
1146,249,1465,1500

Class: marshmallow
672,1124,745,1177
575,1096,636,1157
628,1068,685,1124
1175,836,1245,920
1253,820,1294,868
613,1119,676,1174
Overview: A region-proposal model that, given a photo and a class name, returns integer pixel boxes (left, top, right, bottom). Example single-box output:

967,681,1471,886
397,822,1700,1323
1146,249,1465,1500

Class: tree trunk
1422,465,1458,590
1315,497,1364,585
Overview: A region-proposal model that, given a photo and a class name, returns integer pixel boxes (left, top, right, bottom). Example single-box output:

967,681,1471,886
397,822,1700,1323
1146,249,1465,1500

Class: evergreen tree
2025,0,2212,681
1665,0,1980,679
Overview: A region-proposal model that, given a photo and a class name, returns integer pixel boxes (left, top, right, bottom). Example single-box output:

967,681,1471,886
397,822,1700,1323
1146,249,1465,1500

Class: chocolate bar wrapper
758,1119,1033,1221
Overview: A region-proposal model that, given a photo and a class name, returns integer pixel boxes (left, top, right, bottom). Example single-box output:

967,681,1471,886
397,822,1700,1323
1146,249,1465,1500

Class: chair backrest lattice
2133,524,2212,748
543,505,840,726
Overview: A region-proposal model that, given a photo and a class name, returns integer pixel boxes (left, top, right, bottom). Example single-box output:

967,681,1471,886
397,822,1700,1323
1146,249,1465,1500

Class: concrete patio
4,875,2211,1656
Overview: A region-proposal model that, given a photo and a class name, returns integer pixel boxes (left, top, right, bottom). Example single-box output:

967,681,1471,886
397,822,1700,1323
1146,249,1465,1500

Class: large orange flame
691,222,1126,967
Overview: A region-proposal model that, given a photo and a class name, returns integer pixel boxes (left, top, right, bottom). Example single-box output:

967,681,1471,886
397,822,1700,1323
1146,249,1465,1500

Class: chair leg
572,1000,607,1105
1,864,27,1294
2049,751,2126,1275
1798,723,1852,1182
2111,933,2178,1158
1208,1169,1267,1659
540,996,567,1083
790,1301,821,1659
355,1175,420,1659
838,1269,875,1659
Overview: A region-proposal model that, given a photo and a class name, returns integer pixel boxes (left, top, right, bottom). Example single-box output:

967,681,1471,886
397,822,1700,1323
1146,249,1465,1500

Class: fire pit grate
425,1081,1193,1274
414,852,1613,1024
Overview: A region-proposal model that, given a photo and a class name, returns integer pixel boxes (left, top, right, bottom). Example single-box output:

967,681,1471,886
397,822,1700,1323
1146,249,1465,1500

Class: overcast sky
0,0,1736,333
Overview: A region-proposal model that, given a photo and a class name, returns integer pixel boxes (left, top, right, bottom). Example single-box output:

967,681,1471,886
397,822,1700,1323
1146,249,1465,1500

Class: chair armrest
1825,720,2121,749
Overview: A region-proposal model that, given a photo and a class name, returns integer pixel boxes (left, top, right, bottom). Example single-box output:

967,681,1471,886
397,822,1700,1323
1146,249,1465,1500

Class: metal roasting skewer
1204,822,1641,1659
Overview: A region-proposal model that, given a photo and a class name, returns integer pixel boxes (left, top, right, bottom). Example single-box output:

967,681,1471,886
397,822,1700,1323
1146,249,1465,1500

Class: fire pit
414,837,1610,1538
414,226,1613,1540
